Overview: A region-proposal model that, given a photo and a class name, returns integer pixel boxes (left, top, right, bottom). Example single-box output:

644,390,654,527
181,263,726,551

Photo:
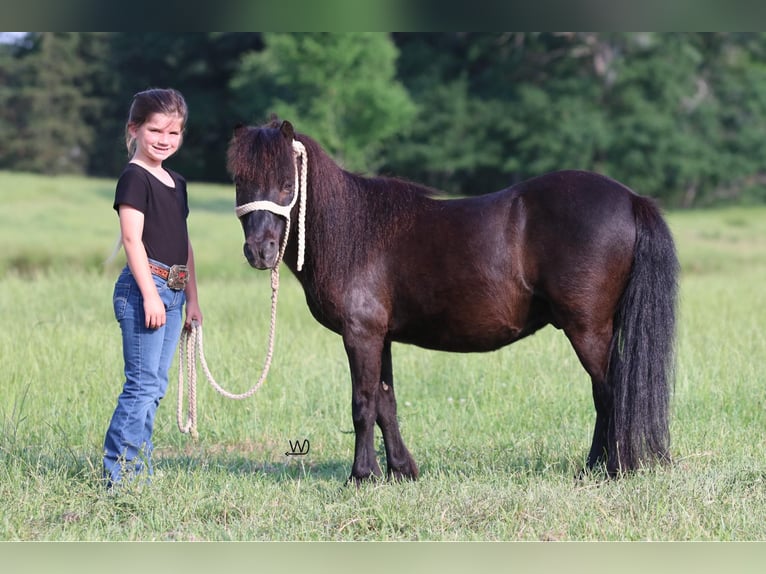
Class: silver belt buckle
167,264,189,290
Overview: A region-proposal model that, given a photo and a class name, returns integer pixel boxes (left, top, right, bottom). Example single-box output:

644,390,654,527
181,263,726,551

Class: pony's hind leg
586,375,612,472
377,340,418,481
563,323,614,475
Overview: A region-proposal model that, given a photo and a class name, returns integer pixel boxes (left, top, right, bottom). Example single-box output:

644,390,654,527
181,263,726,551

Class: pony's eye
235,188,250,204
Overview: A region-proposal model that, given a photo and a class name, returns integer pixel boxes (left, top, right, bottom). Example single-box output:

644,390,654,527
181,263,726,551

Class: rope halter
234,139,308,271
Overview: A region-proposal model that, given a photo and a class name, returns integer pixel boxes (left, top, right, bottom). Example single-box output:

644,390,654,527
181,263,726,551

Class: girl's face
129,112,184,166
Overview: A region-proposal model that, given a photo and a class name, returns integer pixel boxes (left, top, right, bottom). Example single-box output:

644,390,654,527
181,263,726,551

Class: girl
103,88,202,487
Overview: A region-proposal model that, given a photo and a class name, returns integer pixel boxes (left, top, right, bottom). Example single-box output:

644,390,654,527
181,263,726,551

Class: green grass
1,170,765,540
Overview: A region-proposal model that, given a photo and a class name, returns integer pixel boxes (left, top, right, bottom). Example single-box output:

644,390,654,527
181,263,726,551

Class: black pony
227,119,679,482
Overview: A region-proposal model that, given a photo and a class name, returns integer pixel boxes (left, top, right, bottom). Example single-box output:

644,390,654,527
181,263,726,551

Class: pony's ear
280,120,295,141
233,123,247,138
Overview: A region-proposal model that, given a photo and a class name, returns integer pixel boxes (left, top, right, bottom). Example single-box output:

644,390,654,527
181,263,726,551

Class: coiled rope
177,139,307,439
177,267,279,439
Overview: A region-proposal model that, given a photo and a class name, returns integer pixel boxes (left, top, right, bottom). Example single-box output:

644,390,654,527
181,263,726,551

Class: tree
0,33,109,175
701,32,766,205
230,33,416,173
595,33,715,206
391,32,766,206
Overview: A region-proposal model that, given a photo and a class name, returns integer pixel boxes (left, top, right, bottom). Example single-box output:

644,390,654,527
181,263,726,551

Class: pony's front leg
378,340,418,481
343,332,384,484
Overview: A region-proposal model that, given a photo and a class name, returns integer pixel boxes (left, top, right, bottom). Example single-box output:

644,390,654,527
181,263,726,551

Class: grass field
1,169,765,541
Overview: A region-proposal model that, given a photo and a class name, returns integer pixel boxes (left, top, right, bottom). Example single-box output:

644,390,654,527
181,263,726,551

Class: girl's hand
144,293,166,329
184,300,203,331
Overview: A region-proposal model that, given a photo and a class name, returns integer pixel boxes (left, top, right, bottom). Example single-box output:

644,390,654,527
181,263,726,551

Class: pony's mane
228,118,437,198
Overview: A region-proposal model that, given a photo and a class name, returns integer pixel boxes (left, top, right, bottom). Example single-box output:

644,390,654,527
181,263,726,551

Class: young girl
103,88,203,487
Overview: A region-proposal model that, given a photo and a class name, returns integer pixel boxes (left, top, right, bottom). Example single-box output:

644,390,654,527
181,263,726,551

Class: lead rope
177,267,280,439
177,139,307,439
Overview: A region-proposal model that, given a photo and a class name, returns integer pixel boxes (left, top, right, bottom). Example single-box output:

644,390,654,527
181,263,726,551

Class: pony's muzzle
243,236,279,269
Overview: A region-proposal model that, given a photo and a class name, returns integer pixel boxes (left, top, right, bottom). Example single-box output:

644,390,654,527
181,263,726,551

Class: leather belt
148,262,189,290
148,262,171,280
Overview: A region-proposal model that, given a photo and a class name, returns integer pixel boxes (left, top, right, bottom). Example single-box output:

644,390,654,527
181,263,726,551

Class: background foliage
4,32,766,207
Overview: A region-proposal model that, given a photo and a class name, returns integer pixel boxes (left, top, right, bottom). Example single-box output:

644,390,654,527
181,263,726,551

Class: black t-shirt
113,163,189,267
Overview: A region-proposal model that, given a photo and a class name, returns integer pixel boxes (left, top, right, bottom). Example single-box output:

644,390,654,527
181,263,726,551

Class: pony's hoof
346,470,383,487
388,460,419,482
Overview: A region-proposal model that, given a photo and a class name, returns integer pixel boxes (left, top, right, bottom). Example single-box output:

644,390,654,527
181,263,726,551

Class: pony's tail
607,196,679,474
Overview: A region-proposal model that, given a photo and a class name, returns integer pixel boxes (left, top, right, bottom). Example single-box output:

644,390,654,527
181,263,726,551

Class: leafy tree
594,34,714,206
0,33,108,175
701,32,766,205
391,32,766,206
389,33,614,195
230,33,416,173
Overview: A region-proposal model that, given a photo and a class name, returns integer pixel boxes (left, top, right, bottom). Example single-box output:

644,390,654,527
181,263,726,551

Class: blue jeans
103,261,186,486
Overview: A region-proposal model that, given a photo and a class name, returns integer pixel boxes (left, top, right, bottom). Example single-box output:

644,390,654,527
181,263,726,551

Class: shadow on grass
1,435,662,488
155,452,352,483
413,441,591,480
152,439,597,484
